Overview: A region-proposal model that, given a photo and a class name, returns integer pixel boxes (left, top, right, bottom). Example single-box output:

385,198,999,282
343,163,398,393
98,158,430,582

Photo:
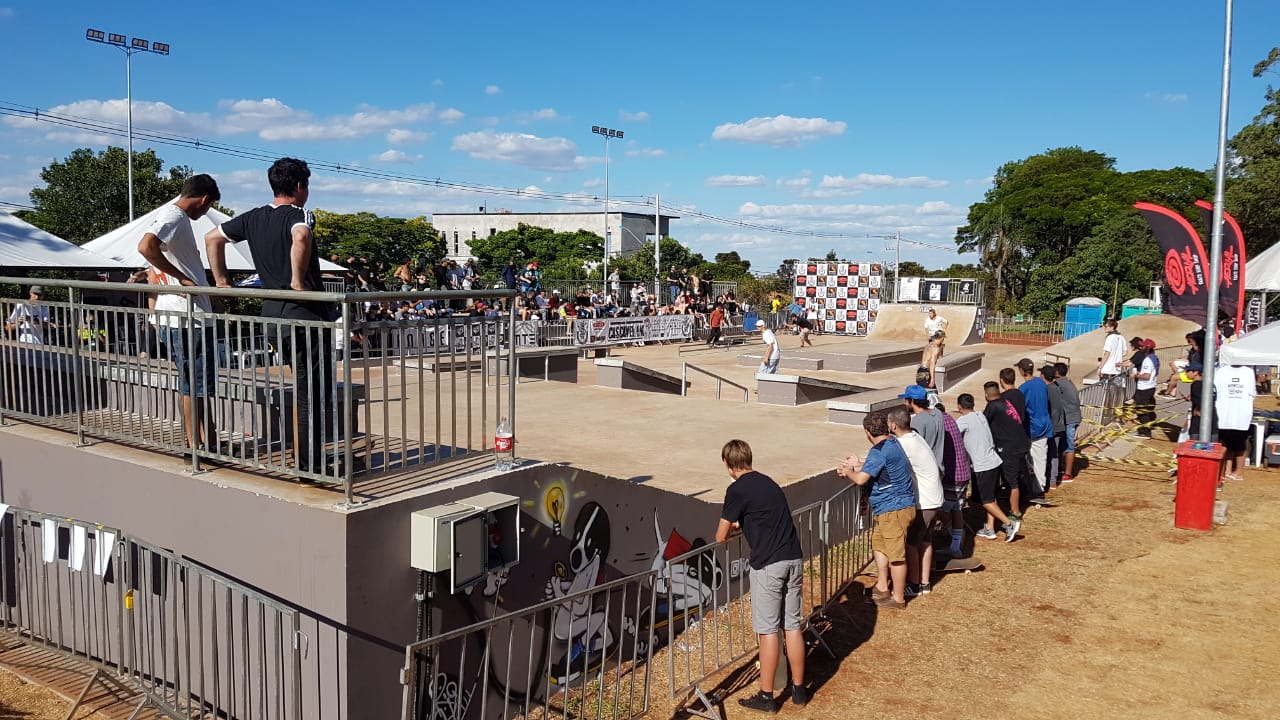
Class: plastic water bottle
494,417,514,471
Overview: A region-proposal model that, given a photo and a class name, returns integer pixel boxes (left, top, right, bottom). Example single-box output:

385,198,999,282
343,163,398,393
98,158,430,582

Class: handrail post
341,300,354,507
681,363,687,397
69,288,87,447
506,306,517,460
187,300,201,473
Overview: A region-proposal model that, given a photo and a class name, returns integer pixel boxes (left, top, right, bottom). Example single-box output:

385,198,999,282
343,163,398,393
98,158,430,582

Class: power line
0,100,961,248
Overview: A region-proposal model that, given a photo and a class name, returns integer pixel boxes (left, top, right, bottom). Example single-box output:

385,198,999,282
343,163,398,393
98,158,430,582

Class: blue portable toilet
1064,297,1107,340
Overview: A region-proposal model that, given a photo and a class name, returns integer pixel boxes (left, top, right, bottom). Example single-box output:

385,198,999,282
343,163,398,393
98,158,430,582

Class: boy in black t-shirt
717,440,808,712
207,158,341,478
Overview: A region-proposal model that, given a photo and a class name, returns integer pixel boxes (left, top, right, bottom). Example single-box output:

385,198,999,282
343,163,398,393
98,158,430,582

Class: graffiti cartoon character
544,502,616,684
631,515,725,657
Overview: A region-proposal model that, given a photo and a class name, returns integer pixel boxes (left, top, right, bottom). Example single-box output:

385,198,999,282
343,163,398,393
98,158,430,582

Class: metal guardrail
680,363,749,402
398,482,872,720
0,504,315,719
1,277,518,504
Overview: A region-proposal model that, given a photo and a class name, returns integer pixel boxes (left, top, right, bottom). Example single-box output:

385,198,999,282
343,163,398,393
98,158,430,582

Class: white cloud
0,8,13,17
777,175,812,189
386,128,428,145
738,200,965,223
3,98,212,141
582,178,604,189
373,149,423,164
706,174,767,188
802,173,949,197
438,108,465,123
485,85,502,95
619,110,650,122
451,130,585,172
515,108,559,123
1145,92,1188,104
711,114,846,146
218,99,438,141
432,79,444,88
625,147,667,158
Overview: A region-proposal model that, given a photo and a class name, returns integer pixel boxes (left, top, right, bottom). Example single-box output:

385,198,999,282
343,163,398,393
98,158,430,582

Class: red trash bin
1174,441,1226,530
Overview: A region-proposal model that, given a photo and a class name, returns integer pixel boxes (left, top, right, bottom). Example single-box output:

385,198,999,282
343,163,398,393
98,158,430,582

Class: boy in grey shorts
717,439,808,713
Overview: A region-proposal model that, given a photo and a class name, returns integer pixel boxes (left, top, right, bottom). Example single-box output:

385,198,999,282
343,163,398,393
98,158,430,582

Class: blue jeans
162,326,216,397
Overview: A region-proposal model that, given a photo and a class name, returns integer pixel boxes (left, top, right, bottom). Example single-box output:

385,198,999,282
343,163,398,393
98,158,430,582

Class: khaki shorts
871,507,916,563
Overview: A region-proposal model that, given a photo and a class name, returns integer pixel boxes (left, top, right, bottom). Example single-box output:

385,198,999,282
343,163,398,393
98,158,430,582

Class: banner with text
792,261,884,335
573,315,694,345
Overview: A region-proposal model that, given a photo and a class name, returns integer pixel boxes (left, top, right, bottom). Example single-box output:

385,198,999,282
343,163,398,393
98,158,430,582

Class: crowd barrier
400,482,873,720
0,504,322,719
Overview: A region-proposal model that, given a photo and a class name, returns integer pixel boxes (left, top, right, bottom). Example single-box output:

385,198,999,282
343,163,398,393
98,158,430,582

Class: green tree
896,261,928,277
1021,213,1162,317
775,258,798,286
26,147,190,244
466,223,604,281
711,251,752,279
311,210,445,273
1226,48,1280,257
824,249,839,261
610,237,706,281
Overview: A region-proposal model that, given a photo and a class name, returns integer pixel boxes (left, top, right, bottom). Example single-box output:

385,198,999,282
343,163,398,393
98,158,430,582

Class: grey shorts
748,558,804,634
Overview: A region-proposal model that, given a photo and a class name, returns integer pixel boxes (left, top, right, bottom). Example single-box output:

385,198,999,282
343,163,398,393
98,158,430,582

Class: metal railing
399,482,872,720
1,277,518,504
680,363,749,402
982,319,1067,346
0,504,317,719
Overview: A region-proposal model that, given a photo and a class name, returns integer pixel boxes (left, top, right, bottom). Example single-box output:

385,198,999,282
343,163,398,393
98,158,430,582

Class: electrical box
410,491,521,593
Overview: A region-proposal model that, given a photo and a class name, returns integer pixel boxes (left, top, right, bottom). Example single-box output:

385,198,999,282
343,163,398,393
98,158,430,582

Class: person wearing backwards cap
5,285,53,345
1130,339,1159,439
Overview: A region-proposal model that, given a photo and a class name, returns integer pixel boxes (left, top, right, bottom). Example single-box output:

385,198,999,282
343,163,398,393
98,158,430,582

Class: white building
431,211,677,261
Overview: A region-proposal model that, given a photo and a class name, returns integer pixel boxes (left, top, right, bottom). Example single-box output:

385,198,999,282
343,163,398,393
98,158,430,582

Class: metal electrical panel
409,492,521,593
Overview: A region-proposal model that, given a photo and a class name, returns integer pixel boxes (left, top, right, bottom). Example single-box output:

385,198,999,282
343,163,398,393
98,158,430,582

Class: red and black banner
1135,202,1211,327
1195,200,1247,333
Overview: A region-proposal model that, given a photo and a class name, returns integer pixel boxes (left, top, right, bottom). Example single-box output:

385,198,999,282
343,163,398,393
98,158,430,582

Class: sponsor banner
792,260,884,335
1246,295,1264,330
923,279,950,303
1135,202,1210,326
572,315,694,345
1196,200,1247,332
899,277,920,302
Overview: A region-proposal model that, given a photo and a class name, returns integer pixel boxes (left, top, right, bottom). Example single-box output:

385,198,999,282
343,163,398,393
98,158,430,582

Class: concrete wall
0,424,844,719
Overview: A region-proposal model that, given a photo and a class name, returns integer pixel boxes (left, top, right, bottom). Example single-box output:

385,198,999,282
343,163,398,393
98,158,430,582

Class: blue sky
1,0,1277,272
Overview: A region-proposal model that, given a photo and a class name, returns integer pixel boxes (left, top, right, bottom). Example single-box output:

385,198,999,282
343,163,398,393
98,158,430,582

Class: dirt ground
667,434,1280,720
0,667,111,719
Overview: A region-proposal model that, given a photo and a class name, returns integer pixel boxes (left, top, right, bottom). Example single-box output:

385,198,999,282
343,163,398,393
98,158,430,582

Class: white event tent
1219,322,1280,366
0,212,129,270
83,200,345,273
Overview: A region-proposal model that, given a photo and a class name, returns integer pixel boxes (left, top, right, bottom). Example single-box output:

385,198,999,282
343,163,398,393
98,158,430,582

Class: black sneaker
738,692,778,714
791,684,810,707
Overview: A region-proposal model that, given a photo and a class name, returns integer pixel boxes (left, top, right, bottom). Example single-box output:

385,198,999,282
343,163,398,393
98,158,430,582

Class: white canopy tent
83,200,345,273
1219,322,1280,366
0,212,128,270
1245,242,1280,292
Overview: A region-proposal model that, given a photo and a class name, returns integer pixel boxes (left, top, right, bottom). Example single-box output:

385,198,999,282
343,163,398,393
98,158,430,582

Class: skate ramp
870,304,982,345
1044,314,1199,368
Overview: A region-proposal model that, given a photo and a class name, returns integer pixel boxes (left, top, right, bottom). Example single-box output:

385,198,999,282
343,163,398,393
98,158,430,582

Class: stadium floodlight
84,29,171,222
590,125,626,283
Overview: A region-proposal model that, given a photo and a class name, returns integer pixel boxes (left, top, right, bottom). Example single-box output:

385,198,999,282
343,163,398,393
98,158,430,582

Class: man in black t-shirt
207,158,340,478
984,381,1031,522
716,440,808,712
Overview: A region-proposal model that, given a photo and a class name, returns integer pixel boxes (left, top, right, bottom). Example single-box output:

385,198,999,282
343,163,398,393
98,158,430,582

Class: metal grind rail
680,363,750,402
0,504,318,719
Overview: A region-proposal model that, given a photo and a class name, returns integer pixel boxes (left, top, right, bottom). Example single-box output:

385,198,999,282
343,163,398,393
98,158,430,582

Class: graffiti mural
629,515,724,657
544,501,618,685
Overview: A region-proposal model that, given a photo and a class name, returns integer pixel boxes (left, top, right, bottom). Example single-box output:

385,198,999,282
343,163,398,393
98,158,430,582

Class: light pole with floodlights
86,28,169,223
591,125,623,284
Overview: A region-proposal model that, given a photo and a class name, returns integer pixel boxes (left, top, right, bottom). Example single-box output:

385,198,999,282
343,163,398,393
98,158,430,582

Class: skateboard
934,556,984,574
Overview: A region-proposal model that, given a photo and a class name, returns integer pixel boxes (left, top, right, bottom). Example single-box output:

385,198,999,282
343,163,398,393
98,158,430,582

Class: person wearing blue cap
900,385,944,468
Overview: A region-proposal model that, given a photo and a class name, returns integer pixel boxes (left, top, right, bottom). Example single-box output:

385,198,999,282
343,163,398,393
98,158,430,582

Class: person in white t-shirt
888,406,941,598
5,285,52,344
758,325,781,374
1130,339,1159,439
1214,364,1257,481
1096,318,1129,424
136,174,222,458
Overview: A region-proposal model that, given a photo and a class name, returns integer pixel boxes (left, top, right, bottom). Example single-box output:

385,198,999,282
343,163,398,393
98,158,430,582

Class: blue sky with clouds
1,0,1277,271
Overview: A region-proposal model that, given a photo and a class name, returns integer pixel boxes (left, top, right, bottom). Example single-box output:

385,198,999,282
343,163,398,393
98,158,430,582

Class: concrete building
432,211,677,261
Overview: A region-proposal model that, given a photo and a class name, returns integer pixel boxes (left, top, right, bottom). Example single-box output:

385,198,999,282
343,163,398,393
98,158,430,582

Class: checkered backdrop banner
792,261,884,336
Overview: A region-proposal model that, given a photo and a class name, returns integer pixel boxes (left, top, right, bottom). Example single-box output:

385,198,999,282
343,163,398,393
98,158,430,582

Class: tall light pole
591,125,623,285
86,28,169,223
